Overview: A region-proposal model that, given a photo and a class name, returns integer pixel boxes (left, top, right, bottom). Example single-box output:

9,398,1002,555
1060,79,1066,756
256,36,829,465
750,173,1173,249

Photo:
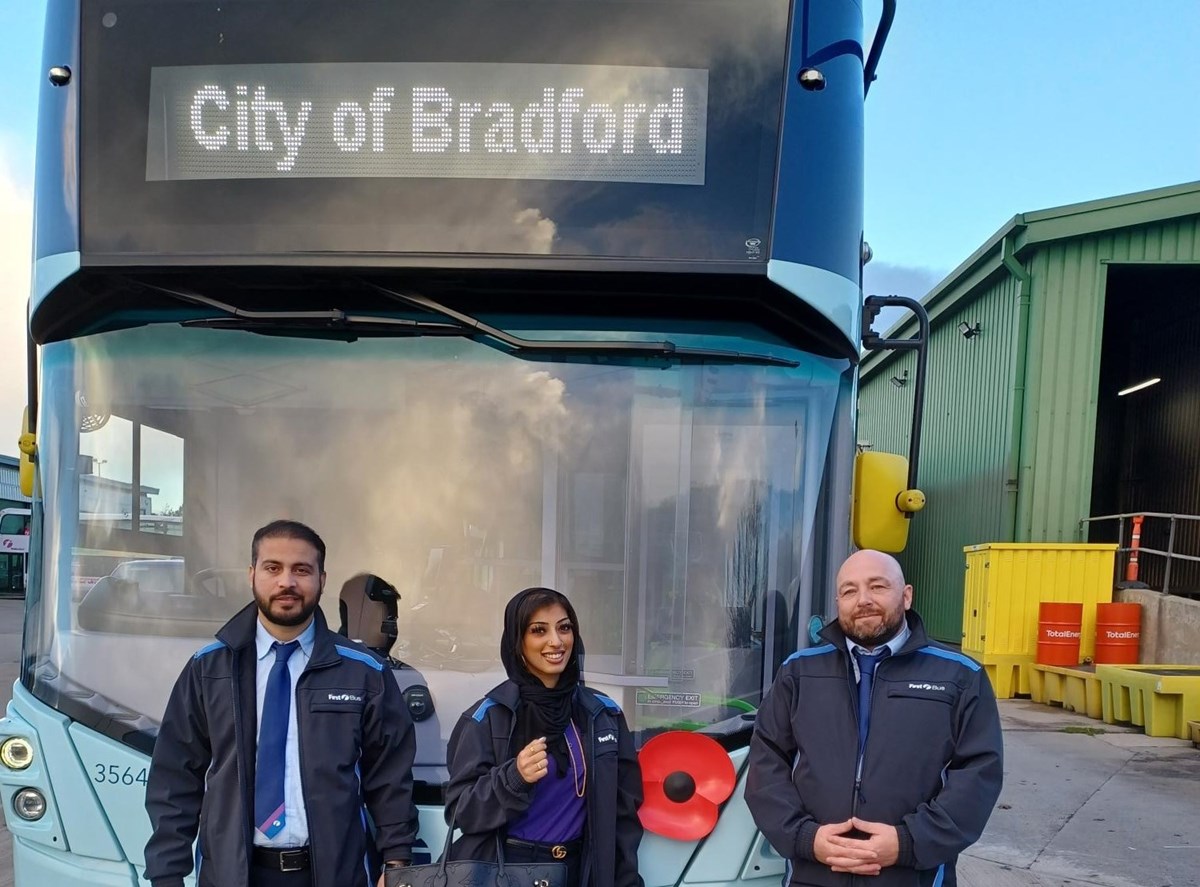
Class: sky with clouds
862,0,1200,317
1,1,1198,449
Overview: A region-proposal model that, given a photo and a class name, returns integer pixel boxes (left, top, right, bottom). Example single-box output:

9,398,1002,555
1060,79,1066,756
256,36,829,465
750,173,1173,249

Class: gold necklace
565,721,586,798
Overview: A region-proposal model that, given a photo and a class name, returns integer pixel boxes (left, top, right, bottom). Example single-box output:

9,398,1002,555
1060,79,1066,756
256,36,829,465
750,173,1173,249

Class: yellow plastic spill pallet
1097,665,1200,739
978,654,1035,699
1029,663,1103,719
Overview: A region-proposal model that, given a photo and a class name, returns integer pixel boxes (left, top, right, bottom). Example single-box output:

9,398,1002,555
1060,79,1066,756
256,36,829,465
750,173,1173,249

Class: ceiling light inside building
1117,377,1161,397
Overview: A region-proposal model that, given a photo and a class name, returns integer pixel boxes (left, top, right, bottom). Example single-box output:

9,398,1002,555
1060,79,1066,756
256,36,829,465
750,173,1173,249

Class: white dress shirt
848,619,911,683
253,618,316,848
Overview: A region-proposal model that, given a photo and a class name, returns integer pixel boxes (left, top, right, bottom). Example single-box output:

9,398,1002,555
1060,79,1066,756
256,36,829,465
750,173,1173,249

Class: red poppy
637,731,737,841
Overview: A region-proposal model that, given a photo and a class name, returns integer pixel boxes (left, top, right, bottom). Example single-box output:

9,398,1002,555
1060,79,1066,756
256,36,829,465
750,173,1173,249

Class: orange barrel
1036,602,1083,666
1094,602,1141,664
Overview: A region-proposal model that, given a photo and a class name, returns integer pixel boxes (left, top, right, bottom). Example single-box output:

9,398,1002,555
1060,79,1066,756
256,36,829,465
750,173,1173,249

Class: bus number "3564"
93,764,149,787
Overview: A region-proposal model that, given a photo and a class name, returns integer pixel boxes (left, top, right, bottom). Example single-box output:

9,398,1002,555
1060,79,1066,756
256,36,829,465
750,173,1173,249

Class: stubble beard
840,607,906,648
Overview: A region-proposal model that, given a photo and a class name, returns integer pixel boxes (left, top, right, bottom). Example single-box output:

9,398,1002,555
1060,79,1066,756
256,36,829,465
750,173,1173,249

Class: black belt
504,837,583,860
252,846,311,872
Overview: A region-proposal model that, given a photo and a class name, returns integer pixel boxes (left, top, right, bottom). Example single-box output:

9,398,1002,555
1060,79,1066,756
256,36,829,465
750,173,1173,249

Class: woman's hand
516,737,549,784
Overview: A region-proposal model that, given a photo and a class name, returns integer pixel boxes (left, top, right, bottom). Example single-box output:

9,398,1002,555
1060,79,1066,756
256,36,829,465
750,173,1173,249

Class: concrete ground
961,700,1199,887
0,598,1196,886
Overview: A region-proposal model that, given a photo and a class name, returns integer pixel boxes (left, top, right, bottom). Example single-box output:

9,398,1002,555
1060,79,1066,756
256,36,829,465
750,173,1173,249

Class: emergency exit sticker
636,690,701,707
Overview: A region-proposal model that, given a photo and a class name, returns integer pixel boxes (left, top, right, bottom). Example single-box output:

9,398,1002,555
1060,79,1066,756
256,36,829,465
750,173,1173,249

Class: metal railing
1080,511,1200,596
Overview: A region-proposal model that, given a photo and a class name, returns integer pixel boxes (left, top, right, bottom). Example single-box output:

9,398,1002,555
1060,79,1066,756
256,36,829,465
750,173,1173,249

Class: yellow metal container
962,543,1117,696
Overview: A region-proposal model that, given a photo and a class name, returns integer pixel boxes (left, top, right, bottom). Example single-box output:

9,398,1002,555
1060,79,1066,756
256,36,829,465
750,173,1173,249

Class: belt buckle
550,845,567,860
278,849,306,872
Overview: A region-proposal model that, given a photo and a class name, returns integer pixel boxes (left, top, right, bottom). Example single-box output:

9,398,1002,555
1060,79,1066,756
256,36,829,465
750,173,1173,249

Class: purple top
508,721,587,843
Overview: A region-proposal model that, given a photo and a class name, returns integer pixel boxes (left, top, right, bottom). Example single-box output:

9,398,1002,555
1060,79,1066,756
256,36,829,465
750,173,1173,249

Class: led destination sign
147,62,709,184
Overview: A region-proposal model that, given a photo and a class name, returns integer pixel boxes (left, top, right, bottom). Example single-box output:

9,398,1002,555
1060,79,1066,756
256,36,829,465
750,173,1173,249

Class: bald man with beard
746,550,1003,887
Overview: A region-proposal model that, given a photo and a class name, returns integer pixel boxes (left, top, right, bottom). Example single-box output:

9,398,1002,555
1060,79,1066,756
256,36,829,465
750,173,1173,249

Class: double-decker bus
1,1,922,884
0,508,31,596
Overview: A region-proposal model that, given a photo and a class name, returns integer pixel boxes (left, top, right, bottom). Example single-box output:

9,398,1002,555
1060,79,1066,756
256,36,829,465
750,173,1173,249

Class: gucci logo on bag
533,880,551,887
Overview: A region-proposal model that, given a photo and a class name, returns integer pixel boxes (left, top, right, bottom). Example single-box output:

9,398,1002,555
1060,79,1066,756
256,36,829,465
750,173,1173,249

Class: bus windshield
24,321,846,776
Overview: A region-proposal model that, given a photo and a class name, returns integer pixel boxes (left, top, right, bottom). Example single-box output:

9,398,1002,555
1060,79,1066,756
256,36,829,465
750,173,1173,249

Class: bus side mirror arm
861,294,930,494
852,296,930,552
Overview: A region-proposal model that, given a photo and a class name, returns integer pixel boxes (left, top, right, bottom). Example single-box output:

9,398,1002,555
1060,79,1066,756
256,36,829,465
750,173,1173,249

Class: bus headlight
13,788,47,821
0,738,34,770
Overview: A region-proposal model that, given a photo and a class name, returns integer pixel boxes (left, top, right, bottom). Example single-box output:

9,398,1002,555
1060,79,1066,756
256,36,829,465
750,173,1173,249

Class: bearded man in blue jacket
746,549,1003,887
145,520,418,887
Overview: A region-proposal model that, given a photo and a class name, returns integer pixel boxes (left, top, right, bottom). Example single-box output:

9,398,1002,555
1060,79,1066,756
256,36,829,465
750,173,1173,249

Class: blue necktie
255,640,299,840
853,648,889,757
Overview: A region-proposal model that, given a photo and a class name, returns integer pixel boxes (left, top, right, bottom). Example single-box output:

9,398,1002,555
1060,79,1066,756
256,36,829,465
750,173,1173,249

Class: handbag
385,803,568,887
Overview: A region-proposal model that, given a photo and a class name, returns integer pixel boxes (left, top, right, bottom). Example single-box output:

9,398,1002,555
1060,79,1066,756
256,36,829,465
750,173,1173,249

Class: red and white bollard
1125,514,1144,583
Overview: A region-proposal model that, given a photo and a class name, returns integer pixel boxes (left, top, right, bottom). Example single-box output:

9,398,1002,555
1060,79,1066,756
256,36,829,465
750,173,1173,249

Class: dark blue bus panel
33,0,865,350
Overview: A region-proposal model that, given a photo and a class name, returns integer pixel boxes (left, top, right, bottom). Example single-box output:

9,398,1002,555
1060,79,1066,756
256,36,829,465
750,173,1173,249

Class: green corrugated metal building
859,182,1200,642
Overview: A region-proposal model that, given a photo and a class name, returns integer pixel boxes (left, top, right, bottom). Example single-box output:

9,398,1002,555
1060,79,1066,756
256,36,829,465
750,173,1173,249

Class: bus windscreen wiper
365,283,800,368
150,284,467,336
150,281,798,367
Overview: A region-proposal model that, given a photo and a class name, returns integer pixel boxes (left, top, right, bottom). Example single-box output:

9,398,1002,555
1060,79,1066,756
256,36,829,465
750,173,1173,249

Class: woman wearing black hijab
445,587,644,887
